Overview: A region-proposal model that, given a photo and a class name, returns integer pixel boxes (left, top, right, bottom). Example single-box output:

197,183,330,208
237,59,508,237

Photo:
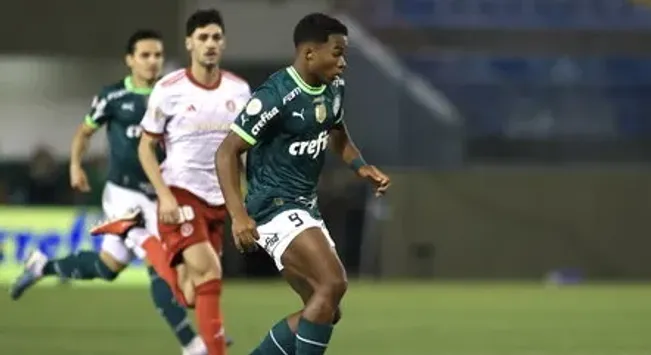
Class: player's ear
305,47,315,61
185,37,192,51
124,54,133,68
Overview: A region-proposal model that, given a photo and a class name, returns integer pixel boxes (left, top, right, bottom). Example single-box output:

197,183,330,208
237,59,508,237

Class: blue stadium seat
402,53,651,136
370,0,651,30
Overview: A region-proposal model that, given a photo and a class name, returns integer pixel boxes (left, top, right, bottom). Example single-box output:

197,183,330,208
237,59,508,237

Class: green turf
1,281,651,355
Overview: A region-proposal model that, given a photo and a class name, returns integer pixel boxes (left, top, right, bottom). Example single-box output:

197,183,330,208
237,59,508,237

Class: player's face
310,34,348,83
186,24,225,68
126,39,164,81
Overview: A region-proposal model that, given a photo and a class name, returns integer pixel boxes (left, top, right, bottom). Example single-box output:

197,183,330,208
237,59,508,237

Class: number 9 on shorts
255,209,335,270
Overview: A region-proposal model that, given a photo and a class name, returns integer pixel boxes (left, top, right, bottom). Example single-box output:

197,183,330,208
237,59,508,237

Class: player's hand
357,165,391,197
159,193,180,224
231,214,259,253
70,165,91,192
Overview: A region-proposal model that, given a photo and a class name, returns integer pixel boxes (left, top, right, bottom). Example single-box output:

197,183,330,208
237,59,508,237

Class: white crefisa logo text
251,106,279,136
288,131,329,159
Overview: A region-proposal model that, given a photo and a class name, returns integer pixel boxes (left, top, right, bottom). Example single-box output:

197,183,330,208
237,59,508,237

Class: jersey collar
286,66,326,96
124,76,153,95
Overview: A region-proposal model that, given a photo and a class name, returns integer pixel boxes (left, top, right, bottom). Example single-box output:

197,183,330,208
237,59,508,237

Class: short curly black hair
186,9,225,36
293,13,347,48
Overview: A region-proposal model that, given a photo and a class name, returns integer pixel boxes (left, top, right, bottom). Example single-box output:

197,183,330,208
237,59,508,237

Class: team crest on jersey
333,95,341,117
246,98,263,115
226,100,236,112
153,106,165,121
315,103,327,123
180,223,194,237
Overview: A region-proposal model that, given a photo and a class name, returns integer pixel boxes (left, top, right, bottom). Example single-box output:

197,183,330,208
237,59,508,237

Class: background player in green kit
216,13,391,354
10,30,211,355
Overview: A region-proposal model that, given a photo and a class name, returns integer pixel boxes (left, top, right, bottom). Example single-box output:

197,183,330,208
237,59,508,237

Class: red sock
195,279,226,355
141,237,188,306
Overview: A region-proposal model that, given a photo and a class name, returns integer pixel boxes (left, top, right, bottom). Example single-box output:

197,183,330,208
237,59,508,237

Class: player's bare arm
69,123,97,192
329,122,391,196
215,133,259,252
138,132,179,224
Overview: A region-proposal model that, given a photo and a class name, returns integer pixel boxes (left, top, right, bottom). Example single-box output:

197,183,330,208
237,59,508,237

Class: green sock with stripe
250,318,296,355
42,251,118,280
295,317,333,355
147,266,198,348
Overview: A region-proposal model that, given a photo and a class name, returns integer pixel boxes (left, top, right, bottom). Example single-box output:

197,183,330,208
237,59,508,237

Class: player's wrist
69,162,83,171
349,157,368,172
230,210,249,222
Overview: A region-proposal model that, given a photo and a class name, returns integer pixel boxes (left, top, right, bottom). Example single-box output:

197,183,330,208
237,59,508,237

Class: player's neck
129,75,155,89
291,62,323,88
187,64,222,90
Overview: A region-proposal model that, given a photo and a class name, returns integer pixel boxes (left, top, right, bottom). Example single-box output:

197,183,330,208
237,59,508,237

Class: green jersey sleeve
84,92,111,128
333,78,346,127
230,86,282,146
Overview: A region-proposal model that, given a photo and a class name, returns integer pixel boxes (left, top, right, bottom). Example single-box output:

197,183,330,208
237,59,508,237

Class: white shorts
101,182,158,264
255,209,335,270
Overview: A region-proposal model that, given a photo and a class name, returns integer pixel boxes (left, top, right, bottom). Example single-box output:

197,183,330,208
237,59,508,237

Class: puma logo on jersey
251,106,279,136
288,131,329,159
121,102,135,111
292,109,305,120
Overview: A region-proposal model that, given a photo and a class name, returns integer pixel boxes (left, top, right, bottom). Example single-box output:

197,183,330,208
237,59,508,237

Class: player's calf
182,242,226,355
147,266,208,355
10,248,124,300
282,227,348,355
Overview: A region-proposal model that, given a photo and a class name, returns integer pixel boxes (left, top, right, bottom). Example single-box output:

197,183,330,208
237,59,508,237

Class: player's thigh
181,241,222,282
282,227,347,293
257,209,345,285
281,220,338,301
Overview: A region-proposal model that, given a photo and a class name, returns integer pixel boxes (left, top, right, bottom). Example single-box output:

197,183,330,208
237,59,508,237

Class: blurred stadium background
2,0,651,354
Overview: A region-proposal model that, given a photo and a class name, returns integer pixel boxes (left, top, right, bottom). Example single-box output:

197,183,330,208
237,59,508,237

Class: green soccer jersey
231,66,345,224
84,76,164,197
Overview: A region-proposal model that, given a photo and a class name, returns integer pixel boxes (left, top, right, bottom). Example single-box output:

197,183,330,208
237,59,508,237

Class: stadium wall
376,169,651,280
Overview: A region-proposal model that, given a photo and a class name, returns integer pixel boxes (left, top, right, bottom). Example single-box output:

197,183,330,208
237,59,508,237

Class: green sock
148,266,197,347
250,318,296,355
295,317,333,355
42,251,118,280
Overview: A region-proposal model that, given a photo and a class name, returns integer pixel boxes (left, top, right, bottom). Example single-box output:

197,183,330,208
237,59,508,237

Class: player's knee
182,243,222,285
176,265,196,306
315,275,347,303
99,251,127,275
187,259,221,284
333,307,343,325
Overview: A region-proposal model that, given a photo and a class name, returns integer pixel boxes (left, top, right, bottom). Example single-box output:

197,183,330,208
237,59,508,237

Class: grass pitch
1,278,650,355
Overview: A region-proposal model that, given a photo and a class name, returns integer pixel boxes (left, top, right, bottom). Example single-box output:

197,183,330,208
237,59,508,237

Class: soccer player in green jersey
216,13,391,354
10,30,211,355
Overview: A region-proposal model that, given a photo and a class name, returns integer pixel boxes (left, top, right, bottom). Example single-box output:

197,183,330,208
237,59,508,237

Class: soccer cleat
10,249,48,300
181,336,207,355
90,208,144,238
180,335,234,354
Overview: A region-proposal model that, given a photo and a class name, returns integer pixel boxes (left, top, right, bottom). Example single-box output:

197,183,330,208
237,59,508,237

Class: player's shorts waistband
168,185,225,209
